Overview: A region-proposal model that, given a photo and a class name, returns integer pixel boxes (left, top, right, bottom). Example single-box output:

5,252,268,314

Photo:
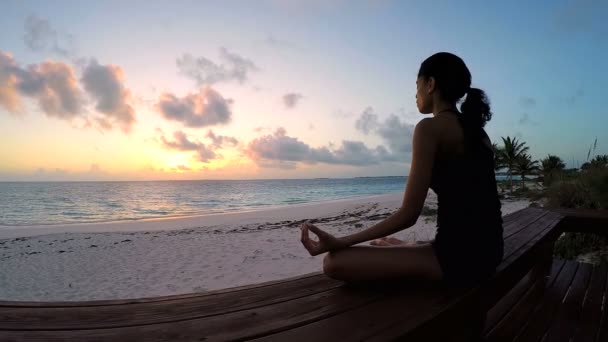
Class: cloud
253,126,271,133
0,52,23,113
520,97,536,108
206,130,238,148
518,112,539,126
282,92,303,109
23,14,75,57
176,47,258,86
161,130,200,150
355,107,414,160
244,127,397,168
160,130,217,162
95,117,113,131
355,106,379,134
156,87,233,128
0,51,85,118
256,159,298,170
81,59,137,133
19,62,84,119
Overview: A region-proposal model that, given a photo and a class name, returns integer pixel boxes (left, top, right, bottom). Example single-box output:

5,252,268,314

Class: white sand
0,192,530,301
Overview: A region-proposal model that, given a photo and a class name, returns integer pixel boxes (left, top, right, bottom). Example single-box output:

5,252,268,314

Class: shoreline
0,192,530,301
0,193,404,239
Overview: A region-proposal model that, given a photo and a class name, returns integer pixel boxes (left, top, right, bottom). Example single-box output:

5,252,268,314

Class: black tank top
429,116,503,256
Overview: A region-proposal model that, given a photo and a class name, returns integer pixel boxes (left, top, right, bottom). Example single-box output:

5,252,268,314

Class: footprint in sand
282,253,300,259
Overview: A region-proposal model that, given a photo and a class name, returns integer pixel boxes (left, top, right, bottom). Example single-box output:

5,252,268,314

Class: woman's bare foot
369,236,411,246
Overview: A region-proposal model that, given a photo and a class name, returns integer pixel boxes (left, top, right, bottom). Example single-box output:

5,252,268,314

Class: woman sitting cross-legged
300,52,504,289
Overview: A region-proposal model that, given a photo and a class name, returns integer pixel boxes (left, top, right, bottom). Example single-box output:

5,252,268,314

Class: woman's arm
340,118,439,247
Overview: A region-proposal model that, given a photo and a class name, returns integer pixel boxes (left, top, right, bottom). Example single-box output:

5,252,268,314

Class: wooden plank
503,208,549,239
480,212,564,309
0,274,343,330
571,261,608,342
511,260,580,342
0,285,393,341
594,260,608,342
502,206,530,224
483,262,551,335
548,208,608,235
483,259,566,342
501,211,562,261
484,270,532,332
249,284,452,342
542,261,593,342
0,270,325,307
502,208,541,232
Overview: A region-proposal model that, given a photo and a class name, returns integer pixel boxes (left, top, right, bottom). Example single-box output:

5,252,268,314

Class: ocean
0,177,407,226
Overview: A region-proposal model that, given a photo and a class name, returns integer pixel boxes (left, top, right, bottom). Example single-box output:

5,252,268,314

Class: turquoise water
0,177,407,226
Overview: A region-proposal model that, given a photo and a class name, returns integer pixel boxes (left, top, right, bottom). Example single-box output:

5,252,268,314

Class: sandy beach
0,192,530,301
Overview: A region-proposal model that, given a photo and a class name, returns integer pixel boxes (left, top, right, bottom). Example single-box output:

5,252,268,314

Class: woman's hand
300,222,348,256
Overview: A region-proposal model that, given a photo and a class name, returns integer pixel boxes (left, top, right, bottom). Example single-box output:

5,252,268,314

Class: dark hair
418,52,492,128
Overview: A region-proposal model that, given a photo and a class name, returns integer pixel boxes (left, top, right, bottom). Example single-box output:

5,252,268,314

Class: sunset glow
1,1,607,181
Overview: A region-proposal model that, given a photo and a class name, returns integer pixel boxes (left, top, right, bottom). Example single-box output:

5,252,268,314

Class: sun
161,152,193,171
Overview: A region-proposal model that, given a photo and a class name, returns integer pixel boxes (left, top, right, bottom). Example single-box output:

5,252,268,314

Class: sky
1,0,607,181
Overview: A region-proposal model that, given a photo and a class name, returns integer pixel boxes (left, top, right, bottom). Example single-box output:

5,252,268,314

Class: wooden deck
0,208,606,341
484,259,608,342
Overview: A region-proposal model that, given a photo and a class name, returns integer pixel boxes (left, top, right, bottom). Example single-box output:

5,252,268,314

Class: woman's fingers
300,224,320,255
304,222,326,237
300,224,308,242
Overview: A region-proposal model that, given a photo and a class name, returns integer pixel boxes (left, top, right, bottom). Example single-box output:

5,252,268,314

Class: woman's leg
323,244,443,282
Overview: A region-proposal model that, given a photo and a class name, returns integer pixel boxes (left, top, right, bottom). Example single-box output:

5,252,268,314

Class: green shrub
547,168,608,263
546,168,608,209
553,232,608,260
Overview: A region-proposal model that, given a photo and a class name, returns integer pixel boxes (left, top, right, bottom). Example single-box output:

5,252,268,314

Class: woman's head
416,52,492,128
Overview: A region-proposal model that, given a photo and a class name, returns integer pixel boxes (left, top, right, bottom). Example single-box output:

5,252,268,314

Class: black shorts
431,235,504,288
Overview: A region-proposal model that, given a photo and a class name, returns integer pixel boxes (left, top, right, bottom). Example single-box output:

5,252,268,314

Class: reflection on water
0,177,407,226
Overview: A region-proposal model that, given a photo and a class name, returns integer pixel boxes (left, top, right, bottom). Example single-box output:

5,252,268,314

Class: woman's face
416,76,433,114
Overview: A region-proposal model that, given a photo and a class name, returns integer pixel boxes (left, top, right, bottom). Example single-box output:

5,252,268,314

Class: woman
300,52,503,288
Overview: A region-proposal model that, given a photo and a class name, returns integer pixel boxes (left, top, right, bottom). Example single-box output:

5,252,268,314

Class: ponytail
460,87,492,128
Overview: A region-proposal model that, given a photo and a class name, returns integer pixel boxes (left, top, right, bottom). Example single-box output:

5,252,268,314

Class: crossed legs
322,241,443,282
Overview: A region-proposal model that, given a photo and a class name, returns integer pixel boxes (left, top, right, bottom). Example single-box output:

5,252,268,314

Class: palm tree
590,154,608,169
540,155,565,186
501,136,530,192
492,143,506,172
512,153,539,190
581,155,608,170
